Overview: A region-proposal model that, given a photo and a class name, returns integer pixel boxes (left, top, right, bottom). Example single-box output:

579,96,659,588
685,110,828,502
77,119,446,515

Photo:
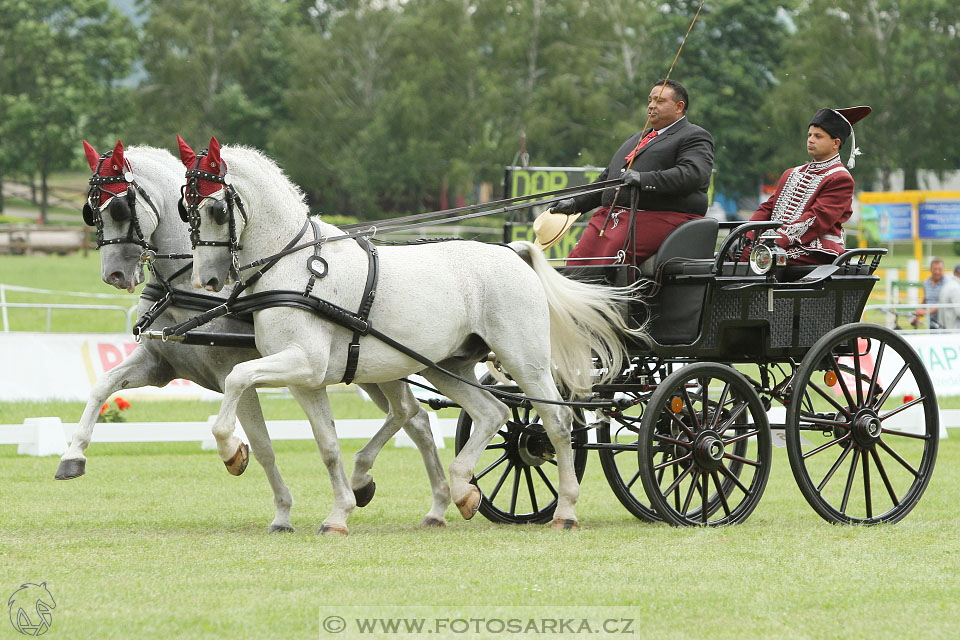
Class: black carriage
456,218,939,526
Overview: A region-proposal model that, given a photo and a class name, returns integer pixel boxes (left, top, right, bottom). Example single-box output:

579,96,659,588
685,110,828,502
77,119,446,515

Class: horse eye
108,196,131,222
210,201,229,225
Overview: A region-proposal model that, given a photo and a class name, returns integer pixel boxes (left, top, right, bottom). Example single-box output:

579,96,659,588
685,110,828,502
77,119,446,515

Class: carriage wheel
596,396,661,522
638,362,771,526
455,403,588,524
787,323,938,524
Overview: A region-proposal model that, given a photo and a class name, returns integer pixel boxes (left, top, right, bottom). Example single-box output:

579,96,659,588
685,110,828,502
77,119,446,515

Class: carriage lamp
749,231,788,275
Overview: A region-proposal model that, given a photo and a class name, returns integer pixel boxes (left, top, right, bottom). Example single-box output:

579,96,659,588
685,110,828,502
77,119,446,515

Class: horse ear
82,141,100,171
177,135,196,168
110,140,125,171
208,136,221,167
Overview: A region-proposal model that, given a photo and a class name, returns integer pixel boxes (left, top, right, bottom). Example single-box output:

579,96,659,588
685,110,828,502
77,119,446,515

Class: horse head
82,139,173,292
177,135,250,292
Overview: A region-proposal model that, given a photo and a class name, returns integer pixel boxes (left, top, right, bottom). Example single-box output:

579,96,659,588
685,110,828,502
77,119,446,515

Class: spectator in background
913,257,946,329
939,264,960,329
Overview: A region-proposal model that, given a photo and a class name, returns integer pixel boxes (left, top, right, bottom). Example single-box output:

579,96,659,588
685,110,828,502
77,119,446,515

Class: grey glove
551,198,577,214
622,169,643,187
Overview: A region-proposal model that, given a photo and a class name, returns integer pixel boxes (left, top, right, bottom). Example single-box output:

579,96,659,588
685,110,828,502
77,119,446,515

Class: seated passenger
535,79,714,266
748,106,872,265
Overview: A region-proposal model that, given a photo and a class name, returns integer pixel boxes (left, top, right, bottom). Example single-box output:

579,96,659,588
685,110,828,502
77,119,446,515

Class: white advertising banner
0,332,222,401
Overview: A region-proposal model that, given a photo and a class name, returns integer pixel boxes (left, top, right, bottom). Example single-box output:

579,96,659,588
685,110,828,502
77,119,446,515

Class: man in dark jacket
553,79,714,266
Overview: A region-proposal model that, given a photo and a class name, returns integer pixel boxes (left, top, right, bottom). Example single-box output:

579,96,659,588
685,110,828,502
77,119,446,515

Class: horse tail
508,241,647,396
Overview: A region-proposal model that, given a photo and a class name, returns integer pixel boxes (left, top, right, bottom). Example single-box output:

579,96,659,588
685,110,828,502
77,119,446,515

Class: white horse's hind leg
235,388,295,532
529,396,580,530
352,380,450,526
57,347,173,479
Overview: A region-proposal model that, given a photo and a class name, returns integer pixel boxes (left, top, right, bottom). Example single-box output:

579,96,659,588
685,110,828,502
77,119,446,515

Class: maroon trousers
567,207,700,266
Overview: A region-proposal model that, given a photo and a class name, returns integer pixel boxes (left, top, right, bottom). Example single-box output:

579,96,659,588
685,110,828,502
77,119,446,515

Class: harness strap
342,236,379,384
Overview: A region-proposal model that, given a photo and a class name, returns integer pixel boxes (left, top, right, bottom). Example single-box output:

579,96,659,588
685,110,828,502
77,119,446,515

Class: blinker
82,202,95,226
178,198,189,222
210,200,229,225
109,195,131,222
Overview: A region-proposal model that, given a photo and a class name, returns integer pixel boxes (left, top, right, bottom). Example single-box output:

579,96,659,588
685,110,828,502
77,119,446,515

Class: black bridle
178,149,247,281
83,151,161,254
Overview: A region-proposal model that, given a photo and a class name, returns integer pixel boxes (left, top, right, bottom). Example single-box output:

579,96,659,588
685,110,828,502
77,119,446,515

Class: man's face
647,85,685,131
807,126,841,162
931,261,944,282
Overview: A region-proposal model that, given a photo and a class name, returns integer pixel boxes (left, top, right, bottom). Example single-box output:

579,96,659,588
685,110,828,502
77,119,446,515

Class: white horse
178,136,643,533
62,140,450,531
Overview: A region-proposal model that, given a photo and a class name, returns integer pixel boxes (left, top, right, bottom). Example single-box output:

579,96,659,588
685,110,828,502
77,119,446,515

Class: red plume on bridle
82,139,129,205
177,134,228,197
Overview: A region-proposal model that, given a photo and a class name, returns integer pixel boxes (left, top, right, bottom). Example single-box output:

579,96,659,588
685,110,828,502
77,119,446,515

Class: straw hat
533,208,581,251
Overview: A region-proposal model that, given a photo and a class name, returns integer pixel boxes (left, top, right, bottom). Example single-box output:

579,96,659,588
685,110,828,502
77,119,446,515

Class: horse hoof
318,524,349,536
354,480,376,508
55,458,86,480
268,524,295,533
551,518,579,531
420,516,447,528
224,442,249,476
455,486,481,520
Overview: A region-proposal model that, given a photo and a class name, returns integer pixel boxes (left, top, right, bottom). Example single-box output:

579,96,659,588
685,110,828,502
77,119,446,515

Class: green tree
133,0,298,151
768,0,960,191
0,0,136,220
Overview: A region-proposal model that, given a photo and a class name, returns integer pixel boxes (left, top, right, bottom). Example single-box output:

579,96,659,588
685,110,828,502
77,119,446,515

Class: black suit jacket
572,117,715,216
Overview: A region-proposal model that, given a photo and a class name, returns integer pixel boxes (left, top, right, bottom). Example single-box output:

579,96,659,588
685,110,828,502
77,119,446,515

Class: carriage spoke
533,465,558,499
681,470,700,514
475,452,509,480
870,446,899,506
877,439,920,477
653,432,694,449
718,464,750,495
721,429,759,446
867,341,885,405
700,377,710,432
509,466,521,515
487,461,514,502
816,443,853,493
700,471,708,524
807,380,854,418
681,386,701,431
862,448,872,519
710,382,731,431
879,395,925,422
666,408,698,440
831,354,857,410
840,447,861,514
662,463,695,501
716,400,748,436
723,451,761,467
523,466,538,514
711,471,732,517
853,342,864,405
653,453,693,471
802,433,852,460
873,362,910,410
625,468,642,490
879,428,930,440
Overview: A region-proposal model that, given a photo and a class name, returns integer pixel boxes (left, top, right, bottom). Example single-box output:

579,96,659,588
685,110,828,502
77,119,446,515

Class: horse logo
7,583,56,636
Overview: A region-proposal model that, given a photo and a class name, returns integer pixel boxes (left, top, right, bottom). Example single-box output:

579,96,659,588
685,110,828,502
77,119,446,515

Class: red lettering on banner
98,343,124,372
124,342,138,357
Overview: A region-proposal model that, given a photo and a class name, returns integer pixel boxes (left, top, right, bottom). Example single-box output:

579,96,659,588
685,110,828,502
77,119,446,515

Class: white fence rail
1,415,459,457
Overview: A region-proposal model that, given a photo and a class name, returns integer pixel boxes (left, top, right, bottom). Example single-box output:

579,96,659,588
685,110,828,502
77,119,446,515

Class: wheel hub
693,430,726,471
516,427,554,467
852,410,883,447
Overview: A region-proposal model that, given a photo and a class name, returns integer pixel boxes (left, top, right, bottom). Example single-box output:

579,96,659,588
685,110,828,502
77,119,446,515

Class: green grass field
1,437,958,639
1,238,958,638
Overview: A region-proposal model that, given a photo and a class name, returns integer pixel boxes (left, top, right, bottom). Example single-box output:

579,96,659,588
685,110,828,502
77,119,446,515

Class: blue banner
862,203,913,240
918,201,960,239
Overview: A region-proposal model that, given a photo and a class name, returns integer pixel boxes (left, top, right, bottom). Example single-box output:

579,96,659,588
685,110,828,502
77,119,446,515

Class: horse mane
220,146,310,219
125,146,182,194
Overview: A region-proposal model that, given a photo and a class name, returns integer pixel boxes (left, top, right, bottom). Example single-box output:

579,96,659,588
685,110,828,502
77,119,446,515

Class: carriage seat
639,217,719,279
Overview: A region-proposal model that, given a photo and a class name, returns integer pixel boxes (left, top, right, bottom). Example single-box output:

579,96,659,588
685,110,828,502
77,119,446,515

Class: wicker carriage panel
702,290,743,348
746,292,794,348
799,291,836,347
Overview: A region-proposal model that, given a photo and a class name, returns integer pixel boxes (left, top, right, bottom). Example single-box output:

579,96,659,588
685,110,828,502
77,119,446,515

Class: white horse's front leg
288,386,355,536
214,348,318,474
57,346,173,479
